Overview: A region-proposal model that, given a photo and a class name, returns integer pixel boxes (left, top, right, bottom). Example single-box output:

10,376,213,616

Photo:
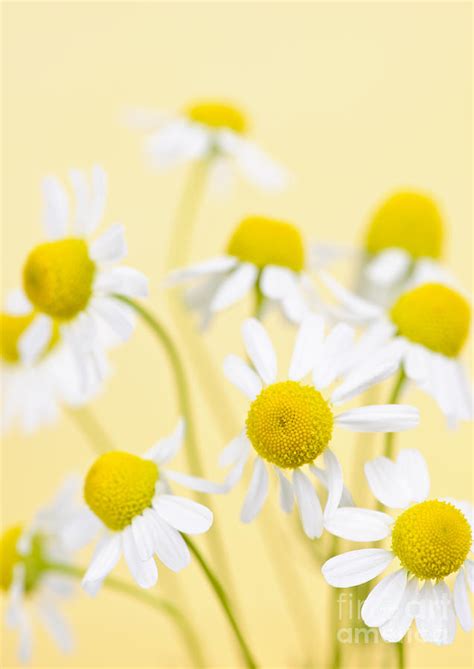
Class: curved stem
67,406,114,455
185,538,258,669
45,561,205,668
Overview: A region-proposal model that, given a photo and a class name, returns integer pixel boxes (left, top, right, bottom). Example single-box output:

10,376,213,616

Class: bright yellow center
0,525,22,591
0,312,60,364
390,282,470,358
186,100,247,134
227,216,305,272
365,191,444,259
23,238,96,320
392,500,472,580
84,452,159,531
246,381,334,469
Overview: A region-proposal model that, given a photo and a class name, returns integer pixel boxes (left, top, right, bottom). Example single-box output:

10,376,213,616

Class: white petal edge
322,549,394,587
241,318,277,385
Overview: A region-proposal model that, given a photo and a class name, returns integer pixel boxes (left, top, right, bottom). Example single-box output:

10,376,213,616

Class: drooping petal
322,450,344,520
318,269,383,322
276,468,294,513
82,533,122,587
37,600,73,653
131,514,157,561
242,318,277,384
145,509,191,573
322,549,393,587
219,432,248,468
153,495,213,534
379,578,419,642
335,405,419,433
90,224,127,263
364,456,413,509
166,256,238,285
18,315,53,365
293,469,323,539
90,296,135,341
361,569,407,627
454,568,473,632
415,581,456,645
364,248,411,286
122,526,158,588
223,354,262,399
288,314,325,381
210,263,258,312
324,508,393,542
240,458,269,523
94,266,149,298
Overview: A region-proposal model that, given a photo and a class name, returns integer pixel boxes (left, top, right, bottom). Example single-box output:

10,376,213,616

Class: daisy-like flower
319,261,472,427
167,214,323,326
127,99,288,191
15,166,148,392
1,477,96,663
357,190,445,306
79,421,213,592
1,292,106,433
217,316,419,538
322,449,473,645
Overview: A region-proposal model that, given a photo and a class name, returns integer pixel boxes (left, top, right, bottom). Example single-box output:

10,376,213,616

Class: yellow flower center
84,452,159,531
186,100,247,134
390,282,470,358
0,312,60,364
227,216,305,272
392,500,472,580
246,381,333,469
23,238,96,320
365,191,444,259
0,525,22,591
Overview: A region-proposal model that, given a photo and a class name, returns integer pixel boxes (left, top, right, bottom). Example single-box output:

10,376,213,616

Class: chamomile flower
1,477,95,663
218,317,419,538
322,449,473,645
167,215,321,326
319,261,472,427
1,292,106,433
15,166,148,393
127,99,288,191
357,190,445,306
79,421,213,592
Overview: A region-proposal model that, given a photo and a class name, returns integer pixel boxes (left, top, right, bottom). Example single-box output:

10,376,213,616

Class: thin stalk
45,561,205,668
185,538,258,669
67,406,114,455
383,369,406,459
328,535,343,669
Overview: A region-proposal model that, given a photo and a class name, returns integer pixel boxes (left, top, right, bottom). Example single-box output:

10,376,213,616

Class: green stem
329,535,343,669
185,538,258,669
383,369,406,459
67,406,114,455
45,561,205,668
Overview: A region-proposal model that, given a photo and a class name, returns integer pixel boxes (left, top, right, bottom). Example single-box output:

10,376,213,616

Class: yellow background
1,1,472,667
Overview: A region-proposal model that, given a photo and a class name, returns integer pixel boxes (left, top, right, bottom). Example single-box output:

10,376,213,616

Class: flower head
79,421,213,592
216,316,419,538
322,449,473,645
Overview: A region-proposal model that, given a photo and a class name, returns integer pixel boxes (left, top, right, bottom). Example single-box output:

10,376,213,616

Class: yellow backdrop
1,1,472,668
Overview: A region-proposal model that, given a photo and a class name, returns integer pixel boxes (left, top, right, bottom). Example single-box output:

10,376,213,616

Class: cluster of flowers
1,100,472,665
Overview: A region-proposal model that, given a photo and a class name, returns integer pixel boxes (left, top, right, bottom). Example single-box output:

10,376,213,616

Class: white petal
144,419,185,465
330,357,398,405
364,249,411,286
164,469,231,494
242,318,277,384
323,450,344,520
322,549,393,587
18,315,52,365
361,569,407,627
69,168,91,235
309,465,355,508
94,267,149,298
219,433,247,467
454,568,472,632
380,578,419,642
224,135,288,190
38,602,73,653
42,176,69,240
260,265,299,300
223,354,262,399
404,342,431,382
90,224,127,263
210,263,257,312
396,449,430,503
145,509,190,572
122,527,158,588
324,508,393,542
364,456,413,509
416,581,456,645
166,256,237,285
88,165,108,233
313,323,355,390
146,120,209,168
5,289,32,315
293,469,323,539
91,296,135,341
289,314,325,381
153,495,213,534
465,560,474,592
319,269,383,322
335,405,419,432
240,458,269,523
276,468,294,513
131,514,156,560
82,533,122,587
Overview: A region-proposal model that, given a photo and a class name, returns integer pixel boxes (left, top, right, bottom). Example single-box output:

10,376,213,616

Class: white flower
167,215,323,326
1,292,106,433
15,166,148,395
322,449,473,646
214,316,419,538
126,100,288,192
1,477,95,663
79,421,213,592
319,261,473,428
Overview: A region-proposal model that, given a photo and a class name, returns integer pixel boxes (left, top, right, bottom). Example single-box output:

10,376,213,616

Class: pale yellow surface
1,1,473,668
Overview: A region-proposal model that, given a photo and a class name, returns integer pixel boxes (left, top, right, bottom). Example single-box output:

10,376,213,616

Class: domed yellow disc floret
0,525,22,591
390,282,470,358
227,216,305,272
186,100,247,134
246,381,333,469
365,191,444,259
0,312,60,364
84,452,159,531
23,238,96,320
392,500,472,580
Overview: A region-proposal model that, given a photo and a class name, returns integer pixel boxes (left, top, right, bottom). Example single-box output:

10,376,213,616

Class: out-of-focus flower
126,99,289,191
79,421,213,592
15,166,148,394
319,261,472,427
166,215,330,326
322,449,473,645
0,478,95,663
216,317,419,538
